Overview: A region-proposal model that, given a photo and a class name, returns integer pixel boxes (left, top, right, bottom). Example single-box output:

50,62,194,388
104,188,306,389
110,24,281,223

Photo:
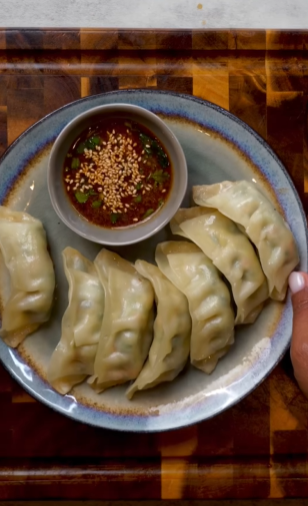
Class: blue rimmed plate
0,90,306,432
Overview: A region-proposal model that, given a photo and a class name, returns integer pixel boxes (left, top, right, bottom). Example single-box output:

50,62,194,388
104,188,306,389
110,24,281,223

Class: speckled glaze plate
0,90,307,432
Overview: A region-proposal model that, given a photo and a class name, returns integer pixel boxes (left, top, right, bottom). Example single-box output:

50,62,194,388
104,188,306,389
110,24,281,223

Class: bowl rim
47,103,188,246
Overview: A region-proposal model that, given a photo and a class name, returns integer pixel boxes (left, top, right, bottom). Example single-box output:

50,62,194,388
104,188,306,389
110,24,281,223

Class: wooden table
0,28,308,501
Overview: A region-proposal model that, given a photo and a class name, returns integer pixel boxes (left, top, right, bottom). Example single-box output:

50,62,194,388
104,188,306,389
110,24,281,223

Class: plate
0,90,306,432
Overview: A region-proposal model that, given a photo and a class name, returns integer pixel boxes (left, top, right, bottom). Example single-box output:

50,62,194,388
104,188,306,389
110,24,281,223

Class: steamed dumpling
89,249,154,393
126,260,191,399
47,247,104,394
170,207,268,324
155,241,234,374
193,181,299,301
0,206,55,347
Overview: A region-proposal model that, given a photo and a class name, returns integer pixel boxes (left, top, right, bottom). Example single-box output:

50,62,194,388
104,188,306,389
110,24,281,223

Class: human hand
289,272,308,397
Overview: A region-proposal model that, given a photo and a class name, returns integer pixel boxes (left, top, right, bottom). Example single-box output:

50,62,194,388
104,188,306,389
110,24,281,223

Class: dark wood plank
43,76,81,116
266,51,307,93
80,29,118,50
155,31,192,51
5,29,80,51
84,76,119,96
267,30,306,50
229,30,266,50
0,31,5,51
0,459,161,500
156,76,193,94
229,73,267,138
0,77,7,156
6,82,44,144
118,30,156,50
267,90,304,198
192,30,229,50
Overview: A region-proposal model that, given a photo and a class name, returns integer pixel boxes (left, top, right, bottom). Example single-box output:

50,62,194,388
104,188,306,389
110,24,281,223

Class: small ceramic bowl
48,103,188,246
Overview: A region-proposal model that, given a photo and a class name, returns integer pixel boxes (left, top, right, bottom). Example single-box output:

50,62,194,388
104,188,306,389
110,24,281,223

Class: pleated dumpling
47,247,105,394
0,206,55,347
193,181,299,301
170,207,268,324
155,241,235,374
89,249,154,393
126,260,191,399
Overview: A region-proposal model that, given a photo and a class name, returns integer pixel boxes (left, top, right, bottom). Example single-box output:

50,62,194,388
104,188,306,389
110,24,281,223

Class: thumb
289,271,308,397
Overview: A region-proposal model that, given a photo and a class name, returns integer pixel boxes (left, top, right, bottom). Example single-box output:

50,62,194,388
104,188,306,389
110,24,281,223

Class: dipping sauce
63,116,172,228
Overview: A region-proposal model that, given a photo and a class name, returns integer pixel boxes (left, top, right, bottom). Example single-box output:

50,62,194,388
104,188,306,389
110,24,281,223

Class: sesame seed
65,124,169,224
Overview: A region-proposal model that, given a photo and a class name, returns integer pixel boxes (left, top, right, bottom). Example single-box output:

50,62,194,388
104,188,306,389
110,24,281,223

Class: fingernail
289,272,305,294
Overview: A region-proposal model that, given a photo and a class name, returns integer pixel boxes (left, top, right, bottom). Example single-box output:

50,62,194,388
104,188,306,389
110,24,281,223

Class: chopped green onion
139,134,169,166
143,208,154,219
71,158,80,169
134,195,142,203
151,140,169,167
157,150,169,168
91,135,101,145
92,200,102,208
140,133,151,145
140,133,152,155
76,142,86,154
151,169,170,184
110,213,119,224
86,136,101,149
75,191,88,204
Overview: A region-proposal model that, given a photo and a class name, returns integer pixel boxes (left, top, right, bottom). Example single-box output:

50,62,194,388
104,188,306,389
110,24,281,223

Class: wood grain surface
0,28,308,501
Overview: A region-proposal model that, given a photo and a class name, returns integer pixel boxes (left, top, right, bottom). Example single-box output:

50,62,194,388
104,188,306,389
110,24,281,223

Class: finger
289,271,308,397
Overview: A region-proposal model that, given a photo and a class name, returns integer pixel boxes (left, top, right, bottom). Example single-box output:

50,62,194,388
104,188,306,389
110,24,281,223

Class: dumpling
170,207,268,324
193,181,299,301
155,241,234,374
126,260,191,399
89,249,154,393
47,247,105,394
0,206,55,348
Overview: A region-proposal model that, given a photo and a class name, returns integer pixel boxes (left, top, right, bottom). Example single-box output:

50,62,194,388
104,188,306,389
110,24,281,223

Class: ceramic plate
0,90,306,432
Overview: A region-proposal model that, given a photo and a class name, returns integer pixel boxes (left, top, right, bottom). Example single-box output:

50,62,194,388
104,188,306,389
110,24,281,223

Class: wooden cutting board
0,28,308,501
